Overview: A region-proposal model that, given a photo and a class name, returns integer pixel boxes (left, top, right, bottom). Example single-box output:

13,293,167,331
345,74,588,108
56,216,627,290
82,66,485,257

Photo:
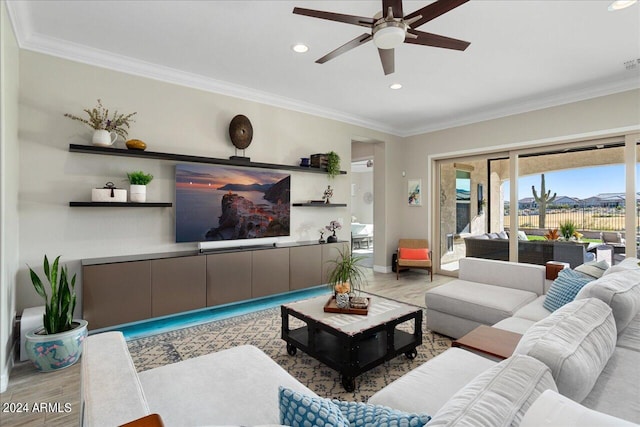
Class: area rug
127,305,451,402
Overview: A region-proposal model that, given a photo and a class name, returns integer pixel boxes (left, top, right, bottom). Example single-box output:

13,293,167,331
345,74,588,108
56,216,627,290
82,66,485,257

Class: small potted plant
24,255,88,372
325,220,341,243
126,171,153,202
559,221,577,240
327,247,367,306
64,99,137,146
326,151,341,178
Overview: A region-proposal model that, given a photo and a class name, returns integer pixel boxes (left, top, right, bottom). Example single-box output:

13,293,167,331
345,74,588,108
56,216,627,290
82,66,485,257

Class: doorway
350,158,374,268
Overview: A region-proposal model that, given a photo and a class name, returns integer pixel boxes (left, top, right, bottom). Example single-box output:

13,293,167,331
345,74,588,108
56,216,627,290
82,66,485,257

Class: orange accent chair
396,239,432,281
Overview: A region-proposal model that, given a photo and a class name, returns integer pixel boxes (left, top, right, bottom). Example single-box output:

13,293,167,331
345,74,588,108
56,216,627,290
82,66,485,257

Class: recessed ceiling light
292,43,309,53
608,0,637,11
389,83,402,90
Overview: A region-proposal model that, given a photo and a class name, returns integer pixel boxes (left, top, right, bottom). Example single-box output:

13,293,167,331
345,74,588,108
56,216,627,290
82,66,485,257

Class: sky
503,164,639,200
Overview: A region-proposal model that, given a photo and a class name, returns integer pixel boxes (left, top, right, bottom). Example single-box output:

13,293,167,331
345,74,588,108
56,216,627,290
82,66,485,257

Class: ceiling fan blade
404,0,469,29
405,29,470,51
316,33,373,64
382,0,403,18
378,48,395,75
293,7,375,28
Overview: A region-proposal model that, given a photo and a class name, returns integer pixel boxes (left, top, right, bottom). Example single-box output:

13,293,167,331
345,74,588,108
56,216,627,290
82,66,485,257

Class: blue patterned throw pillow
332,400,431,427
543,268,593,312
279,387,348,427
279,386,431,427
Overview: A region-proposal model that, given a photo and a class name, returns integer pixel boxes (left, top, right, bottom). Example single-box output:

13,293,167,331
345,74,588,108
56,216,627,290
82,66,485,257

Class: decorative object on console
125,139,147,151
91,182,127,202
228,114,253,161
318,229,326,243
64,99,136,146
325,220,341,243
25,255,88,372
126,171,153,203
408,179,421,206
300,157,310,167
322,185,334,204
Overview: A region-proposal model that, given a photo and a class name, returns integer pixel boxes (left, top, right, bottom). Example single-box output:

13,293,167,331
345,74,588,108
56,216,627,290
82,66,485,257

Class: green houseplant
25,255,88,372
559,220,577,240
326,151,341,178
326,246,368,295
127,171,154,202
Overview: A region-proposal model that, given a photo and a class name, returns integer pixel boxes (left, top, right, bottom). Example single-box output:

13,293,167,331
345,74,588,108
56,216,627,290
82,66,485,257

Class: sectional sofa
82,257,640,426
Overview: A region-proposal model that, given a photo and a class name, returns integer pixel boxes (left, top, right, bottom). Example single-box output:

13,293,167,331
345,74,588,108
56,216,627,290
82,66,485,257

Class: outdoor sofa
464,232,593,268
82,257,640,426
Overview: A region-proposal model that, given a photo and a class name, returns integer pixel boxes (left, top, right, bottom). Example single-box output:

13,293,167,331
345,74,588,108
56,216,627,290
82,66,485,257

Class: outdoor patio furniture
464,235,592,268
351,223,373,249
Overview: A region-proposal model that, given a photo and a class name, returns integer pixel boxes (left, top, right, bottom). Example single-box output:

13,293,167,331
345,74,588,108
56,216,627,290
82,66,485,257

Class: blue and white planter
25,319,88,372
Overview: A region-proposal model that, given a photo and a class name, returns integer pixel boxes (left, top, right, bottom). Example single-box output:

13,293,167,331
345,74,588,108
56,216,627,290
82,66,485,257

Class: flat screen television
175,164,290,243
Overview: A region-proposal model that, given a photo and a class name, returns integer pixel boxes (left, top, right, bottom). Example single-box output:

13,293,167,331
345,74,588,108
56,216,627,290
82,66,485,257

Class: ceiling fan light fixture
608,0,637,10
373,25,406,49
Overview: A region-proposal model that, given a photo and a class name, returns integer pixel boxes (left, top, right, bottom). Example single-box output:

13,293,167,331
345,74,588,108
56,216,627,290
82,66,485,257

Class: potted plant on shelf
326,151,341,178
126,171,153,202
326,247,367,308
25,255,88,372
64,99,137,147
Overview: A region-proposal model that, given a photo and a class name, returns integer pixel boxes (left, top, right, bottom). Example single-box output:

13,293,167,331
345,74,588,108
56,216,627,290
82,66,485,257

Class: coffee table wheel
405,348,418,360
286,343,297,356
341,375,356,392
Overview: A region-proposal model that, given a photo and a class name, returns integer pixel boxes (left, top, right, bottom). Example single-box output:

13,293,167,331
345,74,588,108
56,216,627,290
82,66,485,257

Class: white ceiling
6,0,640,137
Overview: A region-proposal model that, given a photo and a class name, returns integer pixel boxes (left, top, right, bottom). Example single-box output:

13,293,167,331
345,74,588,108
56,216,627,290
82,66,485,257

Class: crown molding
11,30,400,136
400,75,640,137
6,1,639,140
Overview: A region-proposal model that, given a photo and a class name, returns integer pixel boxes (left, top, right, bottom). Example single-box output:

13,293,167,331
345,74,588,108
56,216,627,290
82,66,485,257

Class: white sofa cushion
521,390,638,427
82,332,150,427
492,317,536,334
427,354,557,427
139,345,315,426
513,295,551,322
368,348,497,415
459,257,545,296
427,280,537,326
514,298,617,402
575,266,640,335
581,346,640,423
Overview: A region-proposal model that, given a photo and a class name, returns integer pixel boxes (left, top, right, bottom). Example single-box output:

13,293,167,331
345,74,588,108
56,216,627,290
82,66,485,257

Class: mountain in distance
217,183,273,192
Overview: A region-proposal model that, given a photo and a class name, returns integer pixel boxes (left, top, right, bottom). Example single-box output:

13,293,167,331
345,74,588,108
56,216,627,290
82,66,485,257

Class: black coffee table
281,294,422,391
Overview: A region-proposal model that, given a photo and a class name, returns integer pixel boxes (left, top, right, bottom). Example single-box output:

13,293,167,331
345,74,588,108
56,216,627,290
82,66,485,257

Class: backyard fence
503,205,640,232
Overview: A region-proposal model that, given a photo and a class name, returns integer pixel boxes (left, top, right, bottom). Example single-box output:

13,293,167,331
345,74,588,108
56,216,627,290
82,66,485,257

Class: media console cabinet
82,241,347,330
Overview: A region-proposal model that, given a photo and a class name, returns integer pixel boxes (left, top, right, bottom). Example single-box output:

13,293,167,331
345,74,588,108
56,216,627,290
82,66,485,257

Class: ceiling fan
293,0,470,75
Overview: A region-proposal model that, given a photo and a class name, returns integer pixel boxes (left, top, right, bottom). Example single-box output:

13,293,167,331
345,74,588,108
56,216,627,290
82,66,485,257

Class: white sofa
82,257,640,426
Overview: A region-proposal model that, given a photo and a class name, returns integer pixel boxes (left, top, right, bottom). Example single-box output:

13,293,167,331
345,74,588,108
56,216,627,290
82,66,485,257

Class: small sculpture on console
322,185,334,204
318,229,326,244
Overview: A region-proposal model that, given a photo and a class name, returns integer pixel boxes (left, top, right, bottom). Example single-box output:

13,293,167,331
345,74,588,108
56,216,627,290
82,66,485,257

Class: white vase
130,184,146,202
92,129,118,146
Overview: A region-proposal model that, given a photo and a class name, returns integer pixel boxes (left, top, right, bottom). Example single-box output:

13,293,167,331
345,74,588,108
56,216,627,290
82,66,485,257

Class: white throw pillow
427,355,557,427
514,298,616,402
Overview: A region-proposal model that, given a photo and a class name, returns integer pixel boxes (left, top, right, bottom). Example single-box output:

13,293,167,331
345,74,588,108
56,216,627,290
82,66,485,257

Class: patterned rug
127,305,451,402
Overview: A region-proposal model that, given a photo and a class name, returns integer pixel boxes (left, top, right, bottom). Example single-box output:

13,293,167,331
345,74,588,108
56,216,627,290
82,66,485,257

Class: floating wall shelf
292,203,347,207
69,144,347,175
69,202,173,207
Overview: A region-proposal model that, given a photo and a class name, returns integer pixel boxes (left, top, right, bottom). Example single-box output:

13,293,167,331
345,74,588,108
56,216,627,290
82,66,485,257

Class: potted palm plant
326,247,367,308
25,255,88,372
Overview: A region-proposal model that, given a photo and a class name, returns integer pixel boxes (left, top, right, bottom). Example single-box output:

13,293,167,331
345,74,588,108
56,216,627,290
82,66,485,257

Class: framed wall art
408,179,422,206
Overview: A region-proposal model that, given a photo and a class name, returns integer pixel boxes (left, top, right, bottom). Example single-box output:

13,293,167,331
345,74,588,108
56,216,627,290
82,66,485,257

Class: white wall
14,50,400,313
0,0,20,392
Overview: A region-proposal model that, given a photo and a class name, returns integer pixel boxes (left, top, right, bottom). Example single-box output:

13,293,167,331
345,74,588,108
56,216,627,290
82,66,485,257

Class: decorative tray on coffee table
323,296,370,315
